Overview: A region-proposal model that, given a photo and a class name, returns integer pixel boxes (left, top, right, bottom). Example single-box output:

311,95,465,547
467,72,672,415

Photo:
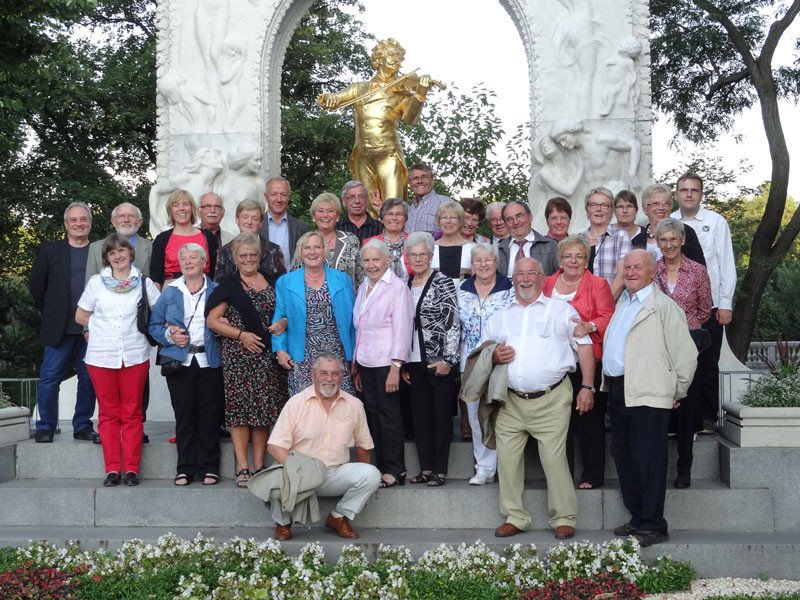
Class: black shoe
103,472,121,487
142,433,149,444
219,426,231,438
35,430,54,443
123,472,140,486
613,522,637,536
93,435,102,445
674,479,691,489
73,428,98,441
633,529,669,547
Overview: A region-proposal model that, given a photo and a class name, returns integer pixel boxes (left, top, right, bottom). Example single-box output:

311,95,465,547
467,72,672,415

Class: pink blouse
655,257,712,329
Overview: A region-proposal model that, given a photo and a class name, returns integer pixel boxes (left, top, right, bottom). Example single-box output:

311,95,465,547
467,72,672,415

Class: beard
318,382,339,399
517,286,537,301
115,223,139,237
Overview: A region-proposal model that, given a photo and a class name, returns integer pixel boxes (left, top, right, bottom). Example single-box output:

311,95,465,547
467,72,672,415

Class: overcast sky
356,0,799,200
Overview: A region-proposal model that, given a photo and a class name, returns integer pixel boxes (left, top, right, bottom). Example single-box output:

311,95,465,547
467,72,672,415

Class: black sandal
174,473,192,486
235,468,251,488
202,473,220,486
427,475,446,487
379,473,406,488
410,472,432,484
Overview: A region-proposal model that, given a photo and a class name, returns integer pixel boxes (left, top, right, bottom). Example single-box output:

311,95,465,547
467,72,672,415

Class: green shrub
635,555,695,594
741,373,800,407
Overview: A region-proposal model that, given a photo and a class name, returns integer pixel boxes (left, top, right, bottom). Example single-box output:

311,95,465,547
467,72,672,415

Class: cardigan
150,228,219,286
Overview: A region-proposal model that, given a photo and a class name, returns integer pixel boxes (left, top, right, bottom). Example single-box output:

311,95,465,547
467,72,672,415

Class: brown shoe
554,525,575,540
613,523,636,536
325,513,359,539
494,522,523,537
274,523,292,541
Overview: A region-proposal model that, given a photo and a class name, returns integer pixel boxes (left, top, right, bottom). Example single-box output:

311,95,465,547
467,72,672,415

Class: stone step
0,526,797,580
14,425,722,483
0,477,773,532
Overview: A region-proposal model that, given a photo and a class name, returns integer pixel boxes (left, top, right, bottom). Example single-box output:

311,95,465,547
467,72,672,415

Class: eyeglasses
345,194,367,201
439,215,460,222
561,254,586,261
408,252,431,260
200,204,223,211
383,211,406,219
587,203,612,210
647,201,671,208
473,258,496,265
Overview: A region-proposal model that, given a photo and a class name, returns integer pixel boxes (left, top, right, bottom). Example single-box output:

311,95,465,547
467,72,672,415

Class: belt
606,375,624,384
509,375,566,400
188,344,206,354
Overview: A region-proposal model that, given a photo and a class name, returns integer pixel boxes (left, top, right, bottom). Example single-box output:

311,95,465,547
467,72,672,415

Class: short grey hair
404,231,435,255
584,186,614,209
230,232,261,257
111,202,142,220
435,200,464,227
470,242,499,263
341,180,366,198
643,183,673,205
380,197,408,220
655,217,685,240
627,248,657,271
178,242,207,264
266,176,291,194
64,202,92,222
557,234,591,258
312,352,345,372
485,202,507,220
361,238,391,260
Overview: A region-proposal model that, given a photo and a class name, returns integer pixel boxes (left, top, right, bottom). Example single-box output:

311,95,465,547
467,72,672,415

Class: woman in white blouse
76,233,160,487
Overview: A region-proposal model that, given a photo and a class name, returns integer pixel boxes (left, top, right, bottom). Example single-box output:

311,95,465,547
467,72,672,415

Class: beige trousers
495,379,578,530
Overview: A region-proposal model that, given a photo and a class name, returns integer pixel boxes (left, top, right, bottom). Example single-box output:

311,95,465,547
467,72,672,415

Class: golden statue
318,38,445,217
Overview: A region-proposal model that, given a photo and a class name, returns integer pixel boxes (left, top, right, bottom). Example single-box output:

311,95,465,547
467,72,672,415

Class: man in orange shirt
266,353,380,541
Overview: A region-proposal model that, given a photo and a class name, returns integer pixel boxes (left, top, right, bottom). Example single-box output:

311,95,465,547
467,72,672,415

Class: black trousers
408,362,458,475
672,368,703,482
165,359,224,476
608,378,670,533
359,364,406,476
697,308,723,422
566,363,606,487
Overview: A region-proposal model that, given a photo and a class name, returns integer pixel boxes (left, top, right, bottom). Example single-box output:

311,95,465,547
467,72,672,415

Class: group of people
29,165,736,545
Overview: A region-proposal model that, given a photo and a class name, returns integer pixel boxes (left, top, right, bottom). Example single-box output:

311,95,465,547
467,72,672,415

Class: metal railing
0,378,37,416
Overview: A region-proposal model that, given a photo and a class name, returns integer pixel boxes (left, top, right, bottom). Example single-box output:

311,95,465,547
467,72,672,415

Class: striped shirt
406,191,453,235
583,226,631,283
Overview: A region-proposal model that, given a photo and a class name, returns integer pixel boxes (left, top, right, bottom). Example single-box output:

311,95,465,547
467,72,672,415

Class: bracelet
236,330,242,341
391,360,403,368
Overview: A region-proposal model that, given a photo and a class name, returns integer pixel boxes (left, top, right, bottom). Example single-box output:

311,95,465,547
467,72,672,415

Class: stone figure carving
599,38,642,117
215,143,267,232
148,147,225,234
158,71,216,130
532,134,583,199
218,35,248,132
318,38,445,216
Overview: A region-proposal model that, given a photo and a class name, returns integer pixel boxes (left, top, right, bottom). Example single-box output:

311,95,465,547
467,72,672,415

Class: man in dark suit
258,177,309,261
497,201,558,276
30,202,97,443
85,202,153,281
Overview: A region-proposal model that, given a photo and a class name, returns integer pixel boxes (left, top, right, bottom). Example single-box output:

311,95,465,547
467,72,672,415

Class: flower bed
0,534,694,599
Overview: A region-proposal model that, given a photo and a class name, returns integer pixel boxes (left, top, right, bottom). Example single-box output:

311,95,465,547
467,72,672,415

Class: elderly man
405,163,453,235
670,172,736,431
85,202,152,282
215,199,286,280
336,181,383,243
486,201,508,244
199,192,235,249
483,257,596,539
257,177,309,261
604,249,697,547
30,202,97,443
266,353,381,541
497,201,559,276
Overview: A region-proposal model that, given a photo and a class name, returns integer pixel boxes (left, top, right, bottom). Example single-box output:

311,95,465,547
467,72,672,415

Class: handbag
158,353,183,377
137,278,159,347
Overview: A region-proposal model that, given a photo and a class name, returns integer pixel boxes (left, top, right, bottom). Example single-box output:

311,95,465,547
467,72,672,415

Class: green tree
651,0,800,359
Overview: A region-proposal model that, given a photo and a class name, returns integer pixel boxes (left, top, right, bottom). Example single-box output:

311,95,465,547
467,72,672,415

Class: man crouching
264,352,380,540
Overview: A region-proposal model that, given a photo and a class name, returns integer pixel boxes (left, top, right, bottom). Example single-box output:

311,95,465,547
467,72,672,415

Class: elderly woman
206,233,288,487
150,243,223,486
274,231,356,396
403,232,461,487
291,192,364,292
460,198,490,244
457,243,514,485
655,218,712,489
431,201,474,284
613,190,643,241
352,240,414,488
151,190,218,288
582,187,632,298
364,198,412,282
545,197,572,241
77,233,161,487
543,235,615,489
215,199,286,280
632,184,706,266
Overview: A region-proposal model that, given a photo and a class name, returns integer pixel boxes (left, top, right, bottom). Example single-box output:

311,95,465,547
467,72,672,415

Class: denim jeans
36,334,96,433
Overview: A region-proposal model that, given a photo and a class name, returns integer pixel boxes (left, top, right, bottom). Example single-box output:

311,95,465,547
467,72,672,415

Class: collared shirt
405,191,453,234
481,294,591,391
491,235,507,246
457,274,515,371
506,231,538,277
655,257,712,329
174,276,209,368
268,213,290,263
671,206,736,309
129,234,138,249
337,213,382,244
603,283,654,377
583,226,631,283
268,385,374,468
78,266,161,369
359,267,392,316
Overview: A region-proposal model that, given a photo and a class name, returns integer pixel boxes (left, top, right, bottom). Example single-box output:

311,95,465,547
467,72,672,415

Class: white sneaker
469,473,494,486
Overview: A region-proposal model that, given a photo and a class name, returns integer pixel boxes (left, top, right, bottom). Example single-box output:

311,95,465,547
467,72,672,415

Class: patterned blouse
410,270,461,368
291,230,364,293
583,225,632,282
215,236,286,281
655,256,713,329
457,274,515,371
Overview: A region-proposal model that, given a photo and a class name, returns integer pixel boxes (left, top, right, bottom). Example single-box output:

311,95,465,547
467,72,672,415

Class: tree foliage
651,0,800,359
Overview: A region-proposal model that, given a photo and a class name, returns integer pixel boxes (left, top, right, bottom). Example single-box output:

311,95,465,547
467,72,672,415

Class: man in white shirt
258,177,309,261
486,201,508,245
497,201,559,276
670,172,736,428
483,257,596,540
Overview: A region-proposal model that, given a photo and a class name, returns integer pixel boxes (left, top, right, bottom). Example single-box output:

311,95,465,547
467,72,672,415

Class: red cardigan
543,269,615,360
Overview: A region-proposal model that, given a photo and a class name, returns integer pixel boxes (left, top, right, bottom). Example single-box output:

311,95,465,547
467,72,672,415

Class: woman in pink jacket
352,239,414,489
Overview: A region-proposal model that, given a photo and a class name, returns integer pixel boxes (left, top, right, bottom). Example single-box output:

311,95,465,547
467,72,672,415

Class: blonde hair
295,231,332,262
166,190,198,227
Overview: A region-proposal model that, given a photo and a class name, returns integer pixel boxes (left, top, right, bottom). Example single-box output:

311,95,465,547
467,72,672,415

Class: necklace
411,271,432,287
559,273,582,287
646,223,655,239
325,232,336,246
305,269,325,284
240,273,260,288
186,278,205,295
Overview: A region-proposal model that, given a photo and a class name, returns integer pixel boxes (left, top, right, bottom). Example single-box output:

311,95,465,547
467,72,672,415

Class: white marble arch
153,0,653,237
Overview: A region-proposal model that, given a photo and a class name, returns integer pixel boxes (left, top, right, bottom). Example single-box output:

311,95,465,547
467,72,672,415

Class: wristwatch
589,322,597,333
581,385,596,394
391,360,403,368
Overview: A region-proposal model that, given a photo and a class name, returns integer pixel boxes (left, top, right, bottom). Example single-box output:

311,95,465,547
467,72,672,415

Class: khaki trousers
495,379,577,530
